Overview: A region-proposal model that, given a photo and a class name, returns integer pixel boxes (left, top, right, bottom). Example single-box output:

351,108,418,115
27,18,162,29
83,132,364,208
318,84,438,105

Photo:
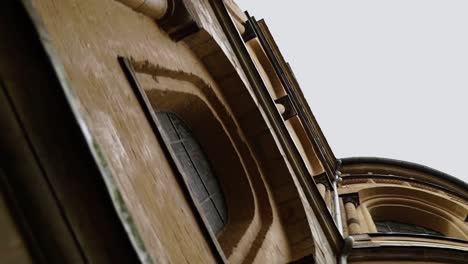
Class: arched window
375,220,443,236
358,185,468,240
156,112,228,235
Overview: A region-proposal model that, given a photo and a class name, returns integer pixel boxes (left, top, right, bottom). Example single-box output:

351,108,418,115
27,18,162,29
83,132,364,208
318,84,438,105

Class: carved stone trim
159,0,200,41
274,95,298,121
315,173,332,190
340,192,360,207
241,21,255,42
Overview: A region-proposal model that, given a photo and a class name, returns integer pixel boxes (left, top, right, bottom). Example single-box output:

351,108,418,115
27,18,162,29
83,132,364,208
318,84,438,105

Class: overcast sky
237,1,468,183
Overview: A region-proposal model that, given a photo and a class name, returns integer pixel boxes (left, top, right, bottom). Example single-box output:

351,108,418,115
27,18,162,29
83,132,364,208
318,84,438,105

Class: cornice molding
207,0,344,254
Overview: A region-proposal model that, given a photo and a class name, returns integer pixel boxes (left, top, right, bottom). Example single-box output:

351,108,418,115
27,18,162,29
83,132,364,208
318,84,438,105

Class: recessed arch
144,86,256,251
369,202,464,239
129,57,315,262
358,185,468,240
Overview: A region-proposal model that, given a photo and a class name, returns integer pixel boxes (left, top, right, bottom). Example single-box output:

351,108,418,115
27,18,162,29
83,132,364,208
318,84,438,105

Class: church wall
29,0,224,262
339,162,468,263
2,0,468,263
25,0,330,262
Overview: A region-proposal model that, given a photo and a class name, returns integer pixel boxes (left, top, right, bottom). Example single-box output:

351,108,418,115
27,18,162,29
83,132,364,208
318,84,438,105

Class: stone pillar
325,190,333,212
362,204,377,233
345,202,361,235
341,193,362,235
317,183,327,198
314,174,333,212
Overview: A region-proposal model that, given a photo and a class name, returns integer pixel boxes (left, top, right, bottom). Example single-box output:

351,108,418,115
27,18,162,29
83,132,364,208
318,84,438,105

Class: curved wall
338,157,468,263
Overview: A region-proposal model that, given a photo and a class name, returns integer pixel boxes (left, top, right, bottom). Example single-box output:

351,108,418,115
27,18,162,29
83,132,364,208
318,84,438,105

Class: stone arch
143,82,257,252
129,55,316,262
129,64,281,263
359,185,468,240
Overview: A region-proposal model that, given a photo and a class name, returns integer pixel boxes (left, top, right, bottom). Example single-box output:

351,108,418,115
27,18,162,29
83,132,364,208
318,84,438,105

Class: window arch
141,81,258,258
359,186,468,240
127,61,313,261
156,111,228,235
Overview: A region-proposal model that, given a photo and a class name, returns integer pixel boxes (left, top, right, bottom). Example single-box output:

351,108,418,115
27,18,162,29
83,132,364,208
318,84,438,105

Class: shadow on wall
131,61,276,262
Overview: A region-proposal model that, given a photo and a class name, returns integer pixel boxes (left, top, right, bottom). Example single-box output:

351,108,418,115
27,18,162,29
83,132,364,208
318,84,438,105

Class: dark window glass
156,112,227,235
375,220,443,236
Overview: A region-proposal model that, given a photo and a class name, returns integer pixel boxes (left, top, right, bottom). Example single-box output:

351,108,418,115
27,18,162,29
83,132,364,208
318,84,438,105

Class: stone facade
0,1,467,263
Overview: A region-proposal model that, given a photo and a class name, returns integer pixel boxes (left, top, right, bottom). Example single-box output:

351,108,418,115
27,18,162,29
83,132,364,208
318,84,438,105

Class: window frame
118,56,226,263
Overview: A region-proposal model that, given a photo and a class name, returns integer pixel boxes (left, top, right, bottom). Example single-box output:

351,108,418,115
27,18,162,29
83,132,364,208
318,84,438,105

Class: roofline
339,157,468,192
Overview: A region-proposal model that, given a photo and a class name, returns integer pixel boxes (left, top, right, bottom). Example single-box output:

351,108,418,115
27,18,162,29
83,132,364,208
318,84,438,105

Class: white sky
236,1,468,183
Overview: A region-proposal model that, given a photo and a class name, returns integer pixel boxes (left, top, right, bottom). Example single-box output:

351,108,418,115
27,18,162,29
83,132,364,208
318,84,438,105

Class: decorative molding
274,95,297,121
241,21,255,42
207,0,344,253
350,244,468,263
352,234,371,241
342,174,467,203
314,173,333,190
159,0,200,41
340,192,360,207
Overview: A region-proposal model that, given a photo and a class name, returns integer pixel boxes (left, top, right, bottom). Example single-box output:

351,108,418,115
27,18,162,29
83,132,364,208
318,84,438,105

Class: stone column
325,190,333,212
317,183,327,198
341,193,362,235
345,202,361,235
315,174,333,212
